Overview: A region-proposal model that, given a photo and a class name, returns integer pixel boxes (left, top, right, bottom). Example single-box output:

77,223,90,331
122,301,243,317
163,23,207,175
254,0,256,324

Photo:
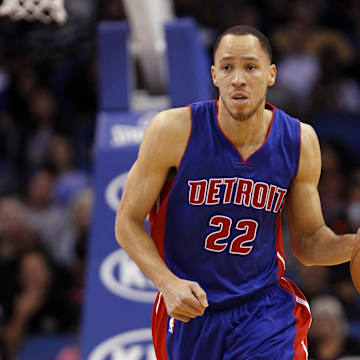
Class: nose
231,70,246,86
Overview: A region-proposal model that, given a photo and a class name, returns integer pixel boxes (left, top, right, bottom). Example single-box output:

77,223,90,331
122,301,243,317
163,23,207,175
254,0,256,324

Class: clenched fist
159,277,208,322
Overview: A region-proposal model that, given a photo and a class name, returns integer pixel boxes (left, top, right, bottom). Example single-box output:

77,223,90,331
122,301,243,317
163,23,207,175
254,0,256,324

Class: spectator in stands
2,247,78,358
47,135,90,207
271,0,354,116
309,295,360,359
24,88,58,172
318,142,351,234
0,112,24,194
296,264,331,302
22,170,73,265
66,187,93,306
0,195,40,350
310,46,360,115
0,196,38,262
8,64,39,128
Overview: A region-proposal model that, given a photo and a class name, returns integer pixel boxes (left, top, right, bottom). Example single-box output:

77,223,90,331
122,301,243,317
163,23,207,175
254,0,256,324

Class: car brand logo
88,328,155,360
100,249,157,303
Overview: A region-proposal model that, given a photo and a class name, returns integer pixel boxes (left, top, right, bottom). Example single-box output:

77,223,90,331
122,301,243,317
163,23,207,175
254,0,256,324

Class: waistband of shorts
207,282,278,310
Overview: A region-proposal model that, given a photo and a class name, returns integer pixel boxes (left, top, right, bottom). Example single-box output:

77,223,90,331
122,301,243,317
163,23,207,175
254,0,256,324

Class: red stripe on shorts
278,277,312,360
152,292,169,360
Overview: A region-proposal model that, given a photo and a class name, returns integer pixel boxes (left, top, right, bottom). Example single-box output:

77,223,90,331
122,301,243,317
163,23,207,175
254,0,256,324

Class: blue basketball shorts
152,277,311,360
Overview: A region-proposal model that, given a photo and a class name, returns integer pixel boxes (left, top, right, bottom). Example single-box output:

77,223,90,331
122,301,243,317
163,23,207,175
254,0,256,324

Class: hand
14,289,46,319
159,277,208,322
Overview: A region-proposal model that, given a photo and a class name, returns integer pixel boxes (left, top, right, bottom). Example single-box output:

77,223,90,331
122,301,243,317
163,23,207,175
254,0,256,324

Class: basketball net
0,0,68,24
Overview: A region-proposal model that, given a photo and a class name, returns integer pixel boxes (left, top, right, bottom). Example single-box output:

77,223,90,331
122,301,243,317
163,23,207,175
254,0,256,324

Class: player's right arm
115,107,208,322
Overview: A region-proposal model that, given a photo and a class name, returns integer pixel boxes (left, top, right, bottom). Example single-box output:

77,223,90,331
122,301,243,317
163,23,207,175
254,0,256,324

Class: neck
217,98,273,151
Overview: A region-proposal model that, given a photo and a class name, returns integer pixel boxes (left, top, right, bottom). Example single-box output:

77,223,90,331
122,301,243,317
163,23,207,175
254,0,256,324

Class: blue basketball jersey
150,100,301,308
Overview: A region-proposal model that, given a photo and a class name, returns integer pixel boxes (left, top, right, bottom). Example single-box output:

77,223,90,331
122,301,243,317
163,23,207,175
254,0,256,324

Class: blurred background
0,0,359,359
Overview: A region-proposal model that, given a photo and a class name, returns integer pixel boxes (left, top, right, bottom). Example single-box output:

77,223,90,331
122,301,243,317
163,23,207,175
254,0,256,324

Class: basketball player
115,25,360,359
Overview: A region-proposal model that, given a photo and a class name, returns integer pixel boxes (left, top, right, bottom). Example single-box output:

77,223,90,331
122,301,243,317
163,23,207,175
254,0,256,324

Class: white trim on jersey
295,295,311,314
281,276,312,328
277,251,286,270
155,293,162,315
301,340,308,359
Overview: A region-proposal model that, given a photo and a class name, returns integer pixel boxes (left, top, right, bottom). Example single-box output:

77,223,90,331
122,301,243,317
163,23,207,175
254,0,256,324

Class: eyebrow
218,55,260,63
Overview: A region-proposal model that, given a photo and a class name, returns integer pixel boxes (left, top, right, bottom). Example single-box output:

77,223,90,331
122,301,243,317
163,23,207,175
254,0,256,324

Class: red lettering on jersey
234,178,253,206
273,188,287,212
223,178,237,204
204,215,232,252
252,182,268,209
229,219,258,255
188,180,208,205
265,185,277,211
206,178,223,204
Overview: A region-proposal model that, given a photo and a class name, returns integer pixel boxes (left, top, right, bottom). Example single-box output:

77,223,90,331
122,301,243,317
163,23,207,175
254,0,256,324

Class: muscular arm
286,123,358,266
115,107,208,321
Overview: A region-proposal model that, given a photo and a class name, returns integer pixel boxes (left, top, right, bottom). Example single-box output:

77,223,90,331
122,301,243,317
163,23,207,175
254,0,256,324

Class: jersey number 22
205,215,258,255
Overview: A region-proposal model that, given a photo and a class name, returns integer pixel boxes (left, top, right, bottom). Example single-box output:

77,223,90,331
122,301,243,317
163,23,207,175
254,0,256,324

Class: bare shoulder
297,122,321,182
300,122,319,148
150,106,191,135
139,106,191,168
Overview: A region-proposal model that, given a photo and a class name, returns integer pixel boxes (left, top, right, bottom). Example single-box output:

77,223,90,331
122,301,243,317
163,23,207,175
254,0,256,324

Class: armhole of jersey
158,105,193,202
179,105,193,170
168,105,193,189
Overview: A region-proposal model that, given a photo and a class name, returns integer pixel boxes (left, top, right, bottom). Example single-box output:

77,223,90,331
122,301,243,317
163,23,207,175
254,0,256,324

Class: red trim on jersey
149,104,193,258
149,184,173,357
215,101,276,163
149,183,173,260
152,293,169,360
278,277,311,360
244,103,276,161
235,161,255,166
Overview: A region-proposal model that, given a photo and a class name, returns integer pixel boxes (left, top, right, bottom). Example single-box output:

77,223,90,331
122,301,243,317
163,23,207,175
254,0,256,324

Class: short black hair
213,25,272,63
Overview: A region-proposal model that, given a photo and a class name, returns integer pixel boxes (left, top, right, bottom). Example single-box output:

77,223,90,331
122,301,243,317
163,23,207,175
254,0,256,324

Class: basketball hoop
0,0,68,24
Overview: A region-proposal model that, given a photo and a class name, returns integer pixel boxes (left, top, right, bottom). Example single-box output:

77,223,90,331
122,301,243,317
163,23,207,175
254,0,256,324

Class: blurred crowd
0,0,97,359
0,0,359,359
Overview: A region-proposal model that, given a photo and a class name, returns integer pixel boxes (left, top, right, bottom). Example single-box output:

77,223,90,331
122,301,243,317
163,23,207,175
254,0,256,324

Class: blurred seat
16,333,76,360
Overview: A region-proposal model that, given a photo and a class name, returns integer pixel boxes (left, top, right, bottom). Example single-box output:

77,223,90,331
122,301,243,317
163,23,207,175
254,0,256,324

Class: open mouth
232,96,248,104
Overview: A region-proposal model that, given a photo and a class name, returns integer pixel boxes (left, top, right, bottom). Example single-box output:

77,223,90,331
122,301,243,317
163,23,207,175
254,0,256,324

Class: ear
211,65,218,87
267,64,276,87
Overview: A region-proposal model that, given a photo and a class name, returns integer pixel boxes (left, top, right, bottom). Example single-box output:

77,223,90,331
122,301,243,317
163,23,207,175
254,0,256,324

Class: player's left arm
286,122,359,266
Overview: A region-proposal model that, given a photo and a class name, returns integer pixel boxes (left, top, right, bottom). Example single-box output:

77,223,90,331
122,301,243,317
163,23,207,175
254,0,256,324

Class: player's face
211,34,276,121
